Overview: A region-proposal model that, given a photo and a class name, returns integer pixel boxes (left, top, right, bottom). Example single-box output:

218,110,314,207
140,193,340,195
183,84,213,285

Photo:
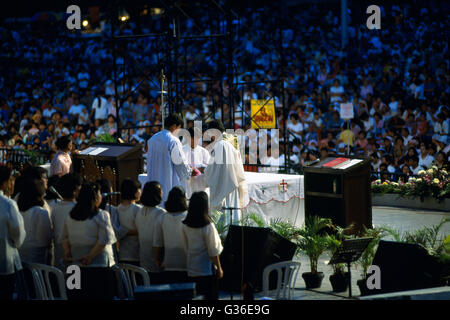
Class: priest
204,120,247,224
146,113,193,202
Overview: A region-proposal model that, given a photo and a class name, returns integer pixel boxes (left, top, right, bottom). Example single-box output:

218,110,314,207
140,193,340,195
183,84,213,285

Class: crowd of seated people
0,2,448,180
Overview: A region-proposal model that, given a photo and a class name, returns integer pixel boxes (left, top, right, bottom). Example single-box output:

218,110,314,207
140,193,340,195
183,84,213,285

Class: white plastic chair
29,263,68,300
262,261,301,300
118,263,151,298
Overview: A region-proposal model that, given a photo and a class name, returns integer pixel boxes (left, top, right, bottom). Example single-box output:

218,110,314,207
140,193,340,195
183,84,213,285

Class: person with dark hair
116,178,141,265
51,173,82,270
0,166,26,300
183,127,210,198
50,135,74,177
135,181,166,280
45,175,61,204
182,192,223,300
145,113,193,203
18,179,53,264
153,186,189,283
62,182,116,300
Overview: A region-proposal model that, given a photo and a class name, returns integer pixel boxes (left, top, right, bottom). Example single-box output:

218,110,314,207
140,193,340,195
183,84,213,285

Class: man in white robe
146,114,193,203
204,120,247,224
182,127,210,199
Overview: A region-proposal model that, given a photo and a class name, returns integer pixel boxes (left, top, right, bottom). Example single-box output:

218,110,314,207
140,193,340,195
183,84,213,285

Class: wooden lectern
73,143,144,196
303,156,372,233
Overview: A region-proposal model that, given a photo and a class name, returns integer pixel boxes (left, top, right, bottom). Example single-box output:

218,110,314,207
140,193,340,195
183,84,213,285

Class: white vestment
182,144,210,198
146,130,192,203
205,137,247,224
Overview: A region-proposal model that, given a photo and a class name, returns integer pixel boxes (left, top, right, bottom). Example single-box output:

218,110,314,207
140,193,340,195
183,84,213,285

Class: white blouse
116,203,141,261
62,209,116,267
182,223,223,277
153,211,188,272
19,205,53,264
51,200,76,269
0,191,26,275
135,206,166,271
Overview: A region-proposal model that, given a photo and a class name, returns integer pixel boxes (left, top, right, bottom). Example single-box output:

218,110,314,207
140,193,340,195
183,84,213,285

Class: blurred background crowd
0,0,448,181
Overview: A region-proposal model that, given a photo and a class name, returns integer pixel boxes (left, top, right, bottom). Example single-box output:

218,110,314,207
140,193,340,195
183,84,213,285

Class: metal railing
0,148,52,169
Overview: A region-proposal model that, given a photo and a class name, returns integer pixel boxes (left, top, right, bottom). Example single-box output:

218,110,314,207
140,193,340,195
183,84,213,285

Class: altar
138,171,304,228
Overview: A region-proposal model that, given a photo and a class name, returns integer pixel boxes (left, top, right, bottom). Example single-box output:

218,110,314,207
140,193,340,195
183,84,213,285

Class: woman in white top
62,182,117,300
18,179,53,265
182,191,223,300
136,182,166,282
51,173,82,270
116,178,141,265
153,186,189,284
0,166,26,300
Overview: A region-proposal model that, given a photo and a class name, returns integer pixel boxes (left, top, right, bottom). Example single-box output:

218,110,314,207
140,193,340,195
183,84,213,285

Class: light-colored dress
51,200,76,270
181,222,223,277
135,206,166,271
153,211,188,272
19,205,53,264
116,203,141,262
0,191,26,275
62,209,116,267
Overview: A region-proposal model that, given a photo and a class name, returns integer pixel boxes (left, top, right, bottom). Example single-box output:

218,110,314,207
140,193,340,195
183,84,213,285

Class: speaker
371,240,446,294
220,226,297,292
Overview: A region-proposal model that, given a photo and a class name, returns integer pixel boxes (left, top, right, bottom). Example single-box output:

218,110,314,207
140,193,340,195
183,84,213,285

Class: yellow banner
250,99,276,129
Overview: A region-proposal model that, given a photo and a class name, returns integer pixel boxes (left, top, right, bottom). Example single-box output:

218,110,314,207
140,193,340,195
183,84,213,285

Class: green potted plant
295,216,334,289
327,225,353,292
356,227,384,296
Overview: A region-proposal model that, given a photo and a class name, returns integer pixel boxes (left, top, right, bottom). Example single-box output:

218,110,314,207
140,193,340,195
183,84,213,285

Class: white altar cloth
138,172,305,227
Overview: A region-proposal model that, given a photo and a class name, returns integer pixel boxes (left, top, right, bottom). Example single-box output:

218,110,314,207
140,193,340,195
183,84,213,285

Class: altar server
183,127,210,198
146,113,193,203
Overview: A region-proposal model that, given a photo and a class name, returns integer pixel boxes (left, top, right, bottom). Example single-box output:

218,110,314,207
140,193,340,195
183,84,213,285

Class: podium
73,143,144,196
303,156,372,233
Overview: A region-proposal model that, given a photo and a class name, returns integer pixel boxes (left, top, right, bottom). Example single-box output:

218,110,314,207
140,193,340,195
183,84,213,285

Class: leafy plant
357,227,385,278
327,225,355,275
269,218,301,241
295,216,334,274
380,218,449,262
211,211,230,244
240,212,267,228
96,133,116,143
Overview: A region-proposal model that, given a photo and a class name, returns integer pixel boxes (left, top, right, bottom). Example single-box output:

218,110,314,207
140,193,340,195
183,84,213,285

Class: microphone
49,186,63,200
101,191,121,198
